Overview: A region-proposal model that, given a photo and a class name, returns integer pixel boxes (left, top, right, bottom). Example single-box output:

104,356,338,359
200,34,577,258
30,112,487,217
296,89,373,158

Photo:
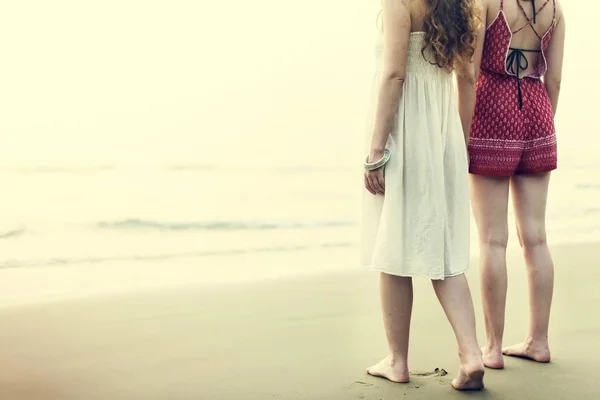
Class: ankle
388,353,408,366
483,341,502,353
458,347,483,364
458,354,484,372
524,336,549,348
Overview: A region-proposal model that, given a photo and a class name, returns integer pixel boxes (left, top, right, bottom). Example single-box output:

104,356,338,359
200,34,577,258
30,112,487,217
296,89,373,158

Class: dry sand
0,242,599,399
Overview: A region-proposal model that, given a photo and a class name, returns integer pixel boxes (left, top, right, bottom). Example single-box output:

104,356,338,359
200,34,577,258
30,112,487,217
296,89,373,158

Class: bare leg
503,173,553,363
470,175,510,369
432,274,485,390
367,273,413,383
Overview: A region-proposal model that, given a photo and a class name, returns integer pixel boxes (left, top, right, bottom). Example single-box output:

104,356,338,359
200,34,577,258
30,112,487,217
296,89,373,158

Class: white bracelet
364,149,391,171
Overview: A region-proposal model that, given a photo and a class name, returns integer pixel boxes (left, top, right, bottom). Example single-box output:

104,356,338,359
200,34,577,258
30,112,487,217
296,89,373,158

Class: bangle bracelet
364,149,391,171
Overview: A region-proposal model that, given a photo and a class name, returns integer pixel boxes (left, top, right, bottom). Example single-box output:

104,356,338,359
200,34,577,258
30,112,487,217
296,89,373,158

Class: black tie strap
506,47,541,110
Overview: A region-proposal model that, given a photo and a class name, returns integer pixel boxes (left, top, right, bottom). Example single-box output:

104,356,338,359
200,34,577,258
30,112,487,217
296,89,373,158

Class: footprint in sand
355,368,449,393
411,368,448,378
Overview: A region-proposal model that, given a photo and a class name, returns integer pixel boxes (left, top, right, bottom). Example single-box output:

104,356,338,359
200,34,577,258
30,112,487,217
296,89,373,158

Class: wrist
364,148,391,171
368,148,385,162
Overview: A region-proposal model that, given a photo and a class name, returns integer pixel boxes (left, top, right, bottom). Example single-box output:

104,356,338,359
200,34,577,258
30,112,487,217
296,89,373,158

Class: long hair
421,0,480,70
376,1,480,71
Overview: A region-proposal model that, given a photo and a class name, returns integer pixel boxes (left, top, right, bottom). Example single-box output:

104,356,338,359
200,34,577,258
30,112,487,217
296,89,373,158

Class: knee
517,225,547,248
479,232,509,249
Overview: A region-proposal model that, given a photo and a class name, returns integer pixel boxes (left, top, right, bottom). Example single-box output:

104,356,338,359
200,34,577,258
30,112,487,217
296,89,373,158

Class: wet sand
0,243,599,399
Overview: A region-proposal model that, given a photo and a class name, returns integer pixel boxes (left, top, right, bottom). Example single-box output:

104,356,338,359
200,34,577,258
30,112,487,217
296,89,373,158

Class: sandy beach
0,242,598,400
0,0,596,398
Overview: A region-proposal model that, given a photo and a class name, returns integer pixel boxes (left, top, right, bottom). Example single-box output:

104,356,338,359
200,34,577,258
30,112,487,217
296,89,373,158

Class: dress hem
364,265,469,281
468,164,557,177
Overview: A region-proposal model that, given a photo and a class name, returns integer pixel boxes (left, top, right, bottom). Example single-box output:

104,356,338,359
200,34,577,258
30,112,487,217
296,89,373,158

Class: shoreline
0,239,597,308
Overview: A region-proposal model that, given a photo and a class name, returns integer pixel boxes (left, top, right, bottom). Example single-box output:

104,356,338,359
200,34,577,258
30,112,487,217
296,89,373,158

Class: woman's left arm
365,0,411,195
456,0,486,147
544,3,565,116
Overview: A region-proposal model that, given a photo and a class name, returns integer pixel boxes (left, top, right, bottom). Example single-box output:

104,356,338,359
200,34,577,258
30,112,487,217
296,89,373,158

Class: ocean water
1,1,598,274
0,159,598,271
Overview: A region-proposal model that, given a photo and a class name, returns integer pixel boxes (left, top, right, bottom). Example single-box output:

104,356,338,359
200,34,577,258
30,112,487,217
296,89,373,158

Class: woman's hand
364,150,386,196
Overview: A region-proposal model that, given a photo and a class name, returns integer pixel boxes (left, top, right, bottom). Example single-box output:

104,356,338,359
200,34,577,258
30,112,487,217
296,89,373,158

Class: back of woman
361,0,486,391
484,0,558,77
364,0,474,280
463,0,565,370
469,0,564,176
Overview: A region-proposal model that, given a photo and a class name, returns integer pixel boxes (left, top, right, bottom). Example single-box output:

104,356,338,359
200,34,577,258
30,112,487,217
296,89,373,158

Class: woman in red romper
461,0,565,369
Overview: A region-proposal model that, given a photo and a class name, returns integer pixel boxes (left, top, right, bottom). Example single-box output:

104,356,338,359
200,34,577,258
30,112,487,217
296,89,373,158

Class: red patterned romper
469,0,558,176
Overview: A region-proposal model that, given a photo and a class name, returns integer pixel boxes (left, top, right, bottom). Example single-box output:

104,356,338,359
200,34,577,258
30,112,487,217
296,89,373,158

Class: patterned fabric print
468,4,557,176
533,25,555,77
469,72,557,176
517,78,557,173
480,14,511,75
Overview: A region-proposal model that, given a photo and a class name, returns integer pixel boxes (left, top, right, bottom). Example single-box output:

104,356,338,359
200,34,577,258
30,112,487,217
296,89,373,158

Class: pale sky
0,1,592,167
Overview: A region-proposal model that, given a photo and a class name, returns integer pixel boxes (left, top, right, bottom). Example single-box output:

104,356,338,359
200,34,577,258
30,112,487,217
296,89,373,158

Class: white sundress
361,32,471,280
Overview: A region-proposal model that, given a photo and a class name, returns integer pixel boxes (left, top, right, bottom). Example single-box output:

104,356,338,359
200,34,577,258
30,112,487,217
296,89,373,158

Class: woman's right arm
544,3,565,116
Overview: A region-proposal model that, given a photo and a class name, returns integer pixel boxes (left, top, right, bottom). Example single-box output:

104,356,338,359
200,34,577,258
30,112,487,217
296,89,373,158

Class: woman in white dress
361,0,484,390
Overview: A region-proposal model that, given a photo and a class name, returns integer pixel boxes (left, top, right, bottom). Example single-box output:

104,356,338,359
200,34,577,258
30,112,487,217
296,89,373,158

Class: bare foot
452,363,485,391
367,356,409,383
502,341,551,363
481,347,504,369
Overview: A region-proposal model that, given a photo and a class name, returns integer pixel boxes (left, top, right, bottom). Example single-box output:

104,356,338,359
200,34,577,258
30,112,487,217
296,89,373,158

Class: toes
502,345,551,363
366,357,410,383
502,345,524,357
367,368,409,383
502,344,527,357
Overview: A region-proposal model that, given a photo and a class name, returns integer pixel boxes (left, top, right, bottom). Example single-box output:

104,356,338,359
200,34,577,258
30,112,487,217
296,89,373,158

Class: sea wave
95,219,356,231
0,163,354,175
0,241,355,269
0,228,25,239
577,184,600,190
0,165,116,174
166,164,215,171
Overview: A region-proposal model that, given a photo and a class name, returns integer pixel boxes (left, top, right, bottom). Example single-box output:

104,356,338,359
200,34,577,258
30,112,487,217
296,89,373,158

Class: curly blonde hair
422,0,480,70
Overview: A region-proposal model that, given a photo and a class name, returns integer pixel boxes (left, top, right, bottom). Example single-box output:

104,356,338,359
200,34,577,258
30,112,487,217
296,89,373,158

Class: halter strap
512,0,552,39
